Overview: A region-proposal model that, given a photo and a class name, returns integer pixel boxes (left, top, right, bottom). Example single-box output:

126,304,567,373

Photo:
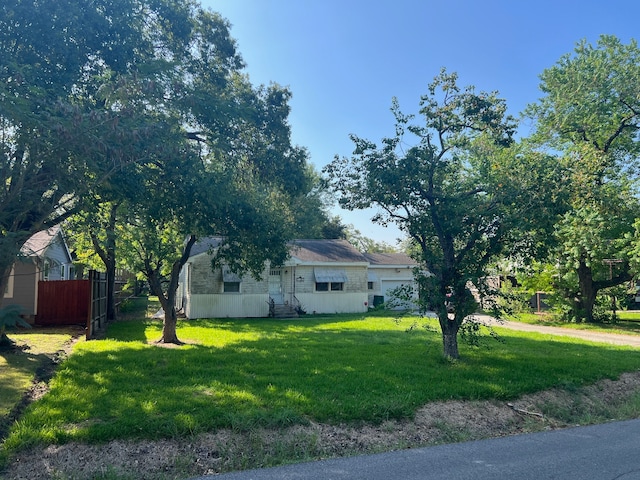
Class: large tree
118,151,295,343
0,0,211,344
1,0,323,347
325,70,562,358
526,35,640,322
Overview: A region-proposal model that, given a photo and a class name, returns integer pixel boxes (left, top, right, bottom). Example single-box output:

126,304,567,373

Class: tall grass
4,314,640,455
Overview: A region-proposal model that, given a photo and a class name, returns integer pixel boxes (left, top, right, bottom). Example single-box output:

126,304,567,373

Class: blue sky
202,0,639,245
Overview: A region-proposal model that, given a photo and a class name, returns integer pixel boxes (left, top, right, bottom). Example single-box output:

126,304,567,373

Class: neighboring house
178,238,373,319
1,226,74,320
363,252,419,309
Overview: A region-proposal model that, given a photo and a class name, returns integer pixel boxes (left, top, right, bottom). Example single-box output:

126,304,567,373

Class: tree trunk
147,271,182,345
438,309,460,359
0,264,12,305
160,307,180,344
146,235,197,345
156,274,181,344
106,258,117,322
577,260,597,323
442,330,460,359
0,268,12,347
91,202,119,322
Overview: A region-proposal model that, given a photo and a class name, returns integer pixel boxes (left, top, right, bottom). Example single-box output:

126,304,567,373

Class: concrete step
271,304,299,318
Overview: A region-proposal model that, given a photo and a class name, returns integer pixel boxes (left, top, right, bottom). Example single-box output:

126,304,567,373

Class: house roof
189,237,410,266
20,226,65,259
362,252,418,266
289,239,368,264
188,237,224,258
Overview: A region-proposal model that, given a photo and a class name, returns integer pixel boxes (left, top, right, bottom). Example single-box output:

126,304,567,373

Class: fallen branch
507,403,544,418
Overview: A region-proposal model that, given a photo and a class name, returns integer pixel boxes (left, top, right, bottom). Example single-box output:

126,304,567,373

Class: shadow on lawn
0,348,60,441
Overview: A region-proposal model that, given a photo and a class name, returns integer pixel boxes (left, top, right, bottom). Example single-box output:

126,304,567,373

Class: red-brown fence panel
36,280,90,326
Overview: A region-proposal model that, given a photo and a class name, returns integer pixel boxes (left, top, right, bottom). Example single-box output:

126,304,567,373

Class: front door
269,269,283,304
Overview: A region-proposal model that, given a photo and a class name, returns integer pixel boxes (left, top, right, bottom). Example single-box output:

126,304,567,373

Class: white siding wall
182,253,271,318
295,292,368,314
42,234,72,280
186,293,269,318
285,265,368,314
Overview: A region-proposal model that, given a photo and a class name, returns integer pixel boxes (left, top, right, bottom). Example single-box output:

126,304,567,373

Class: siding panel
296,293,368,315
186,293,269,319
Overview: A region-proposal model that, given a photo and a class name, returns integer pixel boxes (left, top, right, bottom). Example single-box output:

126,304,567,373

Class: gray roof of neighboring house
188,237,224,258
20,226,65,258
289,239,368,263
362,252,418,266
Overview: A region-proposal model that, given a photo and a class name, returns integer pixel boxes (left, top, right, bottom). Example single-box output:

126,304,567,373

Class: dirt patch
4,371,640,480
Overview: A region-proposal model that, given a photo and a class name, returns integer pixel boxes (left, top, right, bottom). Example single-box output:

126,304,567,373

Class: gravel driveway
476,314,640,347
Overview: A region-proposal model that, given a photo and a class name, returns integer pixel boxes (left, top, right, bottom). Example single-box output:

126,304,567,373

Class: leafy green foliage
526,35,640,322
0,305,29,346
47,1,329,341
325,70,560,357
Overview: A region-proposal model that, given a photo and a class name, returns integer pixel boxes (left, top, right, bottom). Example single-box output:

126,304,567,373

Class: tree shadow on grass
0,348,60,441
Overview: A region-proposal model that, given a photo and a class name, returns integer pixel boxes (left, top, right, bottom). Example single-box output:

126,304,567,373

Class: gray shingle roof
188,237,224,258
362,252,418,266
289,239,368,263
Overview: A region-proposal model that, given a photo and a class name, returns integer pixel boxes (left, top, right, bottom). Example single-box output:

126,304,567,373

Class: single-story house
362,252,419,309
178,238,388,319
1,226,74,320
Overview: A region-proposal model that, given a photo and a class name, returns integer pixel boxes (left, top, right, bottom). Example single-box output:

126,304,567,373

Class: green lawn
3,312,640,461
616,310,640,322
0,327,78,418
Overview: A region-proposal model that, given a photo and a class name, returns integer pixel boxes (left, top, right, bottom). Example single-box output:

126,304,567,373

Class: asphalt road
194,419,640,479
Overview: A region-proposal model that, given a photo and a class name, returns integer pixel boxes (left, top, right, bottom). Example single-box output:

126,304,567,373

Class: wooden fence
36,280,90,326
36,270,109,339
86,270,107,340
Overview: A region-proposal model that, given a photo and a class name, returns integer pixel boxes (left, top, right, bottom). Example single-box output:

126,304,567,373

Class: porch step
272,303,299,318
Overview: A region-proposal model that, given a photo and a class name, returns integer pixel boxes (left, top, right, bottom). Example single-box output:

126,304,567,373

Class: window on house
313,269,347,293
224,282,240,293
222,267,242,293
60,265,65,280
43,260,50,281
315,282,344,292
367,272,377,291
